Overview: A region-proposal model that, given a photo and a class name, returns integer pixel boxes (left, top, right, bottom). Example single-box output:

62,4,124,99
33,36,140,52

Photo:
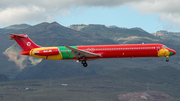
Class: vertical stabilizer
8,33,41,50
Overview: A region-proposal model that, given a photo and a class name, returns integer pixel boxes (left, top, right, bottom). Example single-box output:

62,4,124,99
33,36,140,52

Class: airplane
7,33,176,67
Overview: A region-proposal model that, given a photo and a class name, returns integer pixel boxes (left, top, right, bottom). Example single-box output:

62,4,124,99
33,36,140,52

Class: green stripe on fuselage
58,46,77,59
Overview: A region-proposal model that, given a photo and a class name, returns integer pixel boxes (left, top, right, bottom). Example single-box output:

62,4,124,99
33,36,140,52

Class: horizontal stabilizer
10,37,14,40
7,33,27,38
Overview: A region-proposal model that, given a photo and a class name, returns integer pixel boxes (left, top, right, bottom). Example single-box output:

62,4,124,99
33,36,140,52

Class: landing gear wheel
81,60,86,64
83,63,88,67
81,56,88,67
166,58,169,62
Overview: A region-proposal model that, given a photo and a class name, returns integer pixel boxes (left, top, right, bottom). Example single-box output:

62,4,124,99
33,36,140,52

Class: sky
0,0,180,33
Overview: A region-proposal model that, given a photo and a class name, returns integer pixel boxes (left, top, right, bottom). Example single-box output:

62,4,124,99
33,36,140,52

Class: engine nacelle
34,48,60,56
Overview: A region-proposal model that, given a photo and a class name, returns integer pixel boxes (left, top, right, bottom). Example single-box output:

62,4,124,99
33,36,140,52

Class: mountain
0,24,31,34
0,24,31,52
0,24,32,80
4,24,31,30
1,22,180,80
69,24,160,44
153,30,180,42
12,22,116,46
0,24,30,78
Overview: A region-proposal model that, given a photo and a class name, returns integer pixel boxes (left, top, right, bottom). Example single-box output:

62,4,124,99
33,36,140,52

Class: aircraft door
157,46,160,52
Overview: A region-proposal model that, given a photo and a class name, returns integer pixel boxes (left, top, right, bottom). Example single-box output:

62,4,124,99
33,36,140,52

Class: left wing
63,45,102,59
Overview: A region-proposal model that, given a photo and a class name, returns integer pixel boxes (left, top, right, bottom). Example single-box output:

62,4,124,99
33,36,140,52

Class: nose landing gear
166,56,169,62
166,58,169,62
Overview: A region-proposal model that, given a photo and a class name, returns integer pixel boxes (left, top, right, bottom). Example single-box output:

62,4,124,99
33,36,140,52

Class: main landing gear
82,60,88,67
81,56,88,67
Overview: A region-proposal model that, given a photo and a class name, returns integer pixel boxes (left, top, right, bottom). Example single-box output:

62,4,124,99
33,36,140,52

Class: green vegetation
0,66,180,100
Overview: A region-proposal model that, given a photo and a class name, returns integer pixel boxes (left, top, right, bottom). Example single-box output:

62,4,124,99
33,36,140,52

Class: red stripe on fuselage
77,44,163,60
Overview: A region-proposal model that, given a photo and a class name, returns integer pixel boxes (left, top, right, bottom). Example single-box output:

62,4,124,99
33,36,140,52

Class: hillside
4,24,31,30
69,24,160,44
0,24,31,79
0,24,31,52
0,22,179,80
0,24,31,34
12,22,116,46
153,30,180,42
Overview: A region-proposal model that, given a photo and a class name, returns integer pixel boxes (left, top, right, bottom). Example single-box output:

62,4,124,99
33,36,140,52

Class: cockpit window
162,45,168,48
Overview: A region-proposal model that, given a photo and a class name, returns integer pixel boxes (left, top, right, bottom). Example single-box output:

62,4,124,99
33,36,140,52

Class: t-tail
7,33,41,51
7,33,62,60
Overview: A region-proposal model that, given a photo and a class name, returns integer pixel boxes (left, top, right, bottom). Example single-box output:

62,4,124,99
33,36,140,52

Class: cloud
74,0,143,7
129,0,180,27
0,0,72,26
0,0,180,29
0,6,48,23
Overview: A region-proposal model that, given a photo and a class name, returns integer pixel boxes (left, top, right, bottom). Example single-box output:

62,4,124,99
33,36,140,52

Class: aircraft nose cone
169,49,176,56
172,50,176,55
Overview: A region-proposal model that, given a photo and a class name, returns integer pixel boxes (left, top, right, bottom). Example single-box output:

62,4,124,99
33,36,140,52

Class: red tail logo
8,34,41,50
